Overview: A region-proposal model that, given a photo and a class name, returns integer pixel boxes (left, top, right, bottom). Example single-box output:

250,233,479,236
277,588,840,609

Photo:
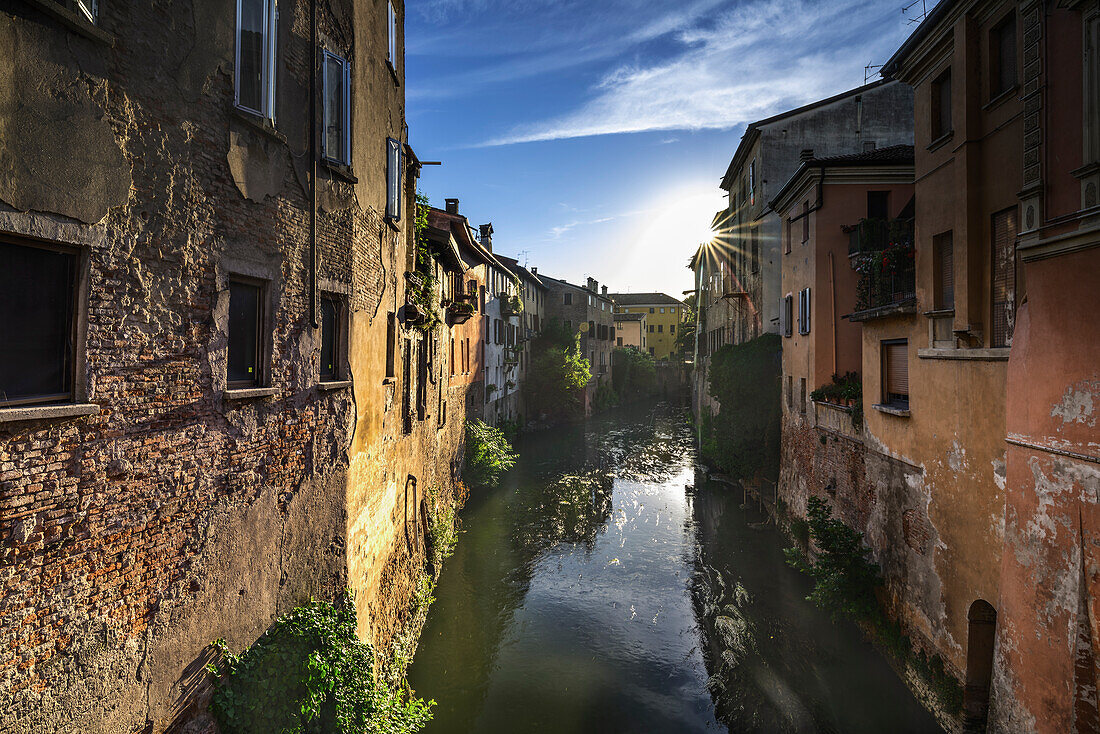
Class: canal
408,404,942,733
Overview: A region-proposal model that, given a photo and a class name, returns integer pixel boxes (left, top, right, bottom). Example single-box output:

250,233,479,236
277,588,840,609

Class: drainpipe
308,0,319,329
828,250,837,377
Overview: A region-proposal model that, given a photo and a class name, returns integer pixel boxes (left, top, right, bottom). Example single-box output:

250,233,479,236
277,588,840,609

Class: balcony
848,219,917,321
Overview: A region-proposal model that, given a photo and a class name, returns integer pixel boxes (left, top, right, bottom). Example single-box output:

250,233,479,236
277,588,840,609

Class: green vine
408,192,440,332
206,595,434,734
463,419,517,487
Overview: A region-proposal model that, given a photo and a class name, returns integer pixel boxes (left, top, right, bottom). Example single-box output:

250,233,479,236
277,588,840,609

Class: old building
473,222,521,427
0,1,466,732
692,80,915,421
614,311,647,350
541,275,615,413
496,255,548,427
608,292,683,360
770,145,915,533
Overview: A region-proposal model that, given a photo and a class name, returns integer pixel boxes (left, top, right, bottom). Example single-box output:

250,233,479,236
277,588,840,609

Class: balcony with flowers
847,218,917,321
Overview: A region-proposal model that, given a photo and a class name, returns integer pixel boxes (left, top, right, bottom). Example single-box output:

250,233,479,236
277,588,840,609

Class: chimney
479,223,493,250
530,267,537,275
799,149,814,162
587,277,598,292
601,285,608,296
445,198,459,214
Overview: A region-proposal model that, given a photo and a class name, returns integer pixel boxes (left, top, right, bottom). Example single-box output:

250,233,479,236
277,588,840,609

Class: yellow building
609,293,685,360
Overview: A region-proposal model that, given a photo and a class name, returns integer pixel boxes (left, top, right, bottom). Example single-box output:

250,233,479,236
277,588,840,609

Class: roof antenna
902,0,928,25
864,62,884,84
516,249,530,267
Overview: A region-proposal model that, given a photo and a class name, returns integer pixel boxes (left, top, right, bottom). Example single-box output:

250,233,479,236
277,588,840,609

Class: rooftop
613,312,646,322
608,292,684,307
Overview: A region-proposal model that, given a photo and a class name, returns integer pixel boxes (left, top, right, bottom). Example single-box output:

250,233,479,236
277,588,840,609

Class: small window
228,278,264,388
657,324,663,333
781,294,793,338
0,242,78,407
386,137,402,220
785,219,793,254
798,288,811,335
991,13,1017,98
322,51,351,166
751,227,759,274
648,325,655,333
235,0,278,121
564,292,573,305
387,1,398,71
385,312,397,379
799,378,807,415
931,69,952,140
617,337,623,347
660,308,665,314
801,202,809,243
649,307,655,314
868,191,889,220
883,340,909,408
934,231,955,309
319,295,344,382
670,307,676,314
749,159,756,206
670,325,675,334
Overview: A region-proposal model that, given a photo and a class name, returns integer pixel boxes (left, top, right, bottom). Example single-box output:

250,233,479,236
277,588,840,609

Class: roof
613,312,646,322
768,145,915,214
881,0,958,79
607,292,684,307
427,207,513,276
538,274,613,301
495,255,547,289
720,79,893,189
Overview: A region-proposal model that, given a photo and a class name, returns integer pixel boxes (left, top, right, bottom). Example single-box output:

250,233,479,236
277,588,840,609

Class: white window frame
387,1,398,71
234,0,279,122
321,50,352,166
74,0,97,23
386,137,402,221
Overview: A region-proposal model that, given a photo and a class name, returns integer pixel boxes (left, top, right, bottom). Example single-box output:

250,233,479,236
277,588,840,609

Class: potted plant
446,301,475,325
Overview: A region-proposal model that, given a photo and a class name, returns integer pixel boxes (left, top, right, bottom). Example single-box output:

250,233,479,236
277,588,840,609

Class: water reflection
409,405,940,734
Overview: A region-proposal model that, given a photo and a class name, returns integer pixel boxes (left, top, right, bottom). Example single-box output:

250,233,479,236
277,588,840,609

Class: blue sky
406,0,931,297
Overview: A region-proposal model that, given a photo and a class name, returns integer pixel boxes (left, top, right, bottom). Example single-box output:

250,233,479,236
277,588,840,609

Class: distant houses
690,3,1100,732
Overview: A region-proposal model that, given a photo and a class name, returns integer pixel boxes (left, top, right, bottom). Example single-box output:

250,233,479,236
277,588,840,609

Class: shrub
611,346,656,402
524,335,591,420
463,419,517,487
207,596,433,734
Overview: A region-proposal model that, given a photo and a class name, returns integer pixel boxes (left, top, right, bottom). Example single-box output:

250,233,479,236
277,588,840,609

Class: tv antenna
902,0,928,24
515,250,531,267
865,62,884,84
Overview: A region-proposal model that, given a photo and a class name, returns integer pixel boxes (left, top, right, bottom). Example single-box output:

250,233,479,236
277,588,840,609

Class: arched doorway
963,600,997,732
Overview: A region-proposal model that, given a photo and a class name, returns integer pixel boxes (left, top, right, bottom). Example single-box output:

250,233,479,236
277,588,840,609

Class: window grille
991,208,1018,347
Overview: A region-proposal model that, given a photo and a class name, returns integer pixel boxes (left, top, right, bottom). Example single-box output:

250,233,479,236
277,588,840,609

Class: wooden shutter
936,232,954,309
991,208,1018,347
885,342,909,398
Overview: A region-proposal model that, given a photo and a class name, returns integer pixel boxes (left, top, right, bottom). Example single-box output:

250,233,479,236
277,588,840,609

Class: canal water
408,404,941,733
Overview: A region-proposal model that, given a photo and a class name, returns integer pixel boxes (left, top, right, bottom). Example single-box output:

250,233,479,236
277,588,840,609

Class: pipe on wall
308,0,319,329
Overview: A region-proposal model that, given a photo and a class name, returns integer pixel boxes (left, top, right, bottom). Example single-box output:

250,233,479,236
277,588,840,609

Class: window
798,288,811,335
670,307,676,314
785,219,792,254
450,337,455,378
617,337,623,347
991,207,1019,347
657,324,663,333
670,325,675,334
749,159,756,206
228,278,264,388
319,295,344,382
564,292,572,305
0,242,78,406
386,137,402,220
799,378,807,415
660,307,665,314
649,307,655,314
648,325,655,333
50,0,97,23
387,0,398,71
322,51,351,166
750,227,759,274
934,231,955,309
882,340,909,408
931,69,952,140
786,376,793,410
649,347,654,355
801,202,809,243
868,191,889,220
386,312,397,378
781,294,793,338
235,0,278,121
991,13,1017,98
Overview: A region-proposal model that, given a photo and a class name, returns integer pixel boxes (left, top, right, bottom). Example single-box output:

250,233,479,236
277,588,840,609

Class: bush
208,596,433,734
701,334,781,479
611,346,656,402
524,335,591,420
783,497,880,620
463,419,517,487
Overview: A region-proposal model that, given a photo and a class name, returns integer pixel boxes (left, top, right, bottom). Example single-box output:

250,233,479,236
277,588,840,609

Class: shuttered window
781,294,794,338
935,231,954,309
991,207,1018,347
932,69,952,139
386,137,402,221
798,288,811,335
883,340,909,407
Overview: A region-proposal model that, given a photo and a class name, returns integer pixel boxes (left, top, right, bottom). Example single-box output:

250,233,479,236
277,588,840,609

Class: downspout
828,250,837,377
308,0,319,329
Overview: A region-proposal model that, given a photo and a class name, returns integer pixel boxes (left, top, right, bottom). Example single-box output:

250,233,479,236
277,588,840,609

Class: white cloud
481,0,917,146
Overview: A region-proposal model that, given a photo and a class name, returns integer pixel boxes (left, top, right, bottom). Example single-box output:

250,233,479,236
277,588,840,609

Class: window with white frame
51,0,97,23
322,51,351,166
235,0,278,121
387,1,398,71
385,137,402,220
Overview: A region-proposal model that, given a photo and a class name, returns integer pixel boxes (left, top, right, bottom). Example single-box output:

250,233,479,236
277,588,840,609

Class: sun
636,186,726,259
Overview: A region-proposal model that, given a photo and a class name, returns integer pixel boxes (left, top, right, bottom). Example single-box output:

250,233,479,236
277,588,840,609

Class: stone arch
963,599,997,731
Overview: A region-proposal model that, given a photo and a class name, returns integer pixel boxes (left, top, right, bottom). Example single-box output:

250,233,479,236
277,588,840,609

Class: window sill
385,217,401,232
387,61,401,88
318,380,353,392
918,347,1010,361
229,107,286,144
872,403,910,418
982,84,1019,112
926,131,954,153
321,159,358,184
0,403,100,424
21,0,115,45
847,298,920,322
223,387,279,400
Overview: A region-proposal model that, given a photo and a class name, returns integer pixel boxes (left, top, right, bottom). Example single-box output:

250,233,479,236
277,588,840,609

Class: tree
524,334,591,420
611,346,656,402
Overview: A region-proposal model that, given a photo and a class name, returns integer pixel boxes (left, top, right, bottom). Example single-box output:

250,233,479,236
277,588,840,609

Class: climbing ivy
206,595,434,734
407,192,440,332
